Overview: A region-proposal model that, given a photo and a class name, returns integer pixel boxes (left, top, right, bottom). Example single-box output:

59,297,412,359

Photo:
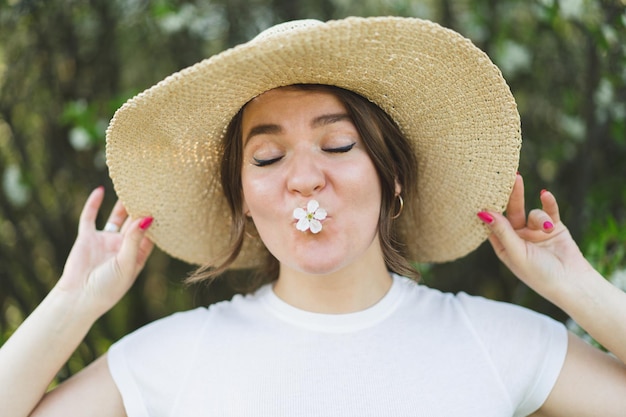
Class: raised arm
478,173,626,416
0,187,154,417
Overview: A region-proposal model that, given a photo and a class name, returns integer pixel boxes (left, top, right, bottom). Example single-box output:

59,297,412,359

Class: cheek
358,165,383,222
241,169,279,216
342,160,381,202
333,161,383,229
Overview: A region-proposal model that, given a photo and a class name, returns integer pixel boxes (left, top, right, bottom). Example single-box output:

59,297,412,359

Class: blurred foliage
1,0,625,383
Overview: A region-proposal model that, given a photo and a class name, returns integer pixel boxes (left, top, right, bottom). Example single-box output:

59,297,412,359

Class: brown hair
188,84,419,291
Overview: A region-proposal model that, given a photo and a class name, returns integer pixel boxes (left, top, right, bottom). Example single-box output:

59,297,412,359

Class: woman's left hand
482,173,626,417
479,173,594,300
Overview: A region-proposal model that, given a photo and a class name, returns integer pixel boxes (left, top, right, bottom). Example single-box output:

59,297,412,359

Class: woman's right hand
57,186,154,318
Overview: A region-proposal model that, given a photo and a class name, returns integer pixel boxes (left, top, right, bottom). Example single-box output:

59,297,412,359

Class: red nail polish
477,212,494,224
543,221,553,230
139,217,154,230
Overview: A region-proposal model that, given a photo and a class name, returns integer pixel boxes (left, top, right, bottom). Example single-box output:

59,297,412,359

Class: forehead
241,86,347,126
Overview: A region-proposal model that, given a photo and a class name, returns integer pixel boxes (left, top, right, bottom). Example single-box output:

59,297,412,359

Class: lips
293,199,327,234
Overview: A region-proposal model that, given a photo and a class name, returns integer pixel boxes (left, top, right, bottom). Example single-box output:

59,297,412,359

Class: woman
1,17,625,417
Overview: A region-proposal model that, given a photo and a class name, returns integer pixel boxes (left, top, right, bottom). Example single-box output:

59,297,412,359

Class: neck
273,242,393,314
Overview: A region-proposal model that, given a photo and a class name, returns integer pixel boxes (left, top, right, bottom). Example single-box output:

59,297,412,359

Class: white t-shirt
108,274,567,417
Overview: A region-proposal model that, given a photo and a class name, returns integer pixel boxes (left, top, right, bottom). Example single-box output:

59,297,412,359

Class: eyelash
323,142,356,153
252,142,356,167
253,156,282,167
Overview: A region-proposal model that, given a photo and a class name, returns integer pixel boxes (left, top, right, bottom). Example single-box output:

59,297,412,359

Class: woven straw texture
106,16,521,268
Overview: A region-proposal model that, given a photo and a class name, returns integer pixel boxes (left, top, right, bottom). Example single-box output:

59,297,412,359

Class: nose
286,150,326,196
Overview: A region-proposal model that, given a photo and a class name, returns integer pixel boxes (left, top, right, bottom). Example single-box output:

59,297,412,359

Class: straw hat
106,16,521,268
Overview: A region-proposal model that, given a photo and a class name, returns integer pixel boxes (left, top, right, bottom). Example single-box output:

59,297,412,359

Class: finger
506,173,526,230
119,214,135,234
116,216,154,276
527,208,556,233
486,231,505,257
479,211,526,266
137,233,156,267
78,187,105,235
104,200,128,232
118,218,130,234
539,189,561,224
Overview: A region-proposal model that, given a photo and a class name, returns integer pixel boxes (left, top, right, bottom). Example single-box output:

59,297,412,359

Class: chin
288,255,352,276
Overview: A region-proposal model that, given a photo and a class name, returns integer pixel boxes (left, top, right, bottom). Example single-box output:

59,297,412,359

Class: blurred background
1,0,625,382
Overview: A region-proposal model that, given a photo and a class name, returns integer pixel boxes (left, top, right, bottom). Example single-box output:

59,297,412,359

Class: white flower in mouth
293,200,327,234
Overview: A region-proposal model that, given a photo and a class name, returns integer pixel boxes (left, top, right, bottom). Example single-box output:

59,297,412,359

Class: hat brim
106,16,521,267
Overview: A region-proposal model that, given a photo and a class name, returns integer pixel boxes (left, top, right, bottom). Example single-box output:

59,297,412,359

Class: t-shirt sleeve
107,307,209,417
456,293,568,417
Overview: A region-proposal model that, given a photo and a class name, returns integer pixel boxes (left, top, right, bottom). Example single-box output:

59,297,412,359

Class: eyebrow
311,113,351,128
245,124,282,143
244,112,352,144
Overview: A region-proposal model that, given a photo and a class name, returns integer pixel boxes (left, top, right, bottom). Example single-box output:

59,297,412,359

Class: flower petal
293,207,307,220
309,219,322,233
307,199,319,213
313,208,327,220
296,217,310,232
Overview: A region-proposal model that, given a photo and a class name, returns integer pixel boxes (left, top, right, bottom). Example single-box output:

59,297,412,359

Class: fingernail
540,189,548,196
139,217,154,230
477,212,494,224
543,221,553,230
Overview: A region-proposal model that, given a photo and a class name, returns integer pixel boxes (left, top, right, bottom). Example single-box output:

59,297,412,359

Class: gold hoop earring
391,195,404,220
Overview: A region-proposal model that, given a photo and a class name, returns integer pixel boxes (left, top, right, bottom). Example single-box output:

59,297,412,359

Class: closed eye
323,142,356,153
253,156,283,167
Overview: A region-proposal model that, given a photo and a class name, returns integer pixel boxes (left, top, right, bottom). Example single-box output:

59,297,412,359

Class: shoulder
112,306,211,351
394,275,568,373
395,275,568,415
113,289,267,349
394,274,562,330
106,289,268,416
